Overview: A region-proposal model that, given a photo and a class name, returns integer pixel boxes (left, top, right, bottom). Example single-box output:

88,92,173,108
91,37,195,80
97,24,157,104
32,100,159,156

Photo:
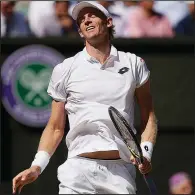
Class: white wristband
140,141,153,162
31,151,51,173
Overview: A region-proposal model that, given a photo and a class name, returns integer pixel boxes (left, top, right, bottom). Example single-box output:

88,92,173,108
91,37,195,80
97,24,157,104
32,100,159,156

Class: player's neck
85,40,111,65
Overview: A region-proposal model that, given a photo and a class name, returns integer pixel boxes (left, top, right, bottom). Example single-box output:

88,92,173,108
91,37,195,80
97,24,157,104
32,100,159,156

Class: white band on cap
72,1,110,20
140,141,153,162
31,151,51,173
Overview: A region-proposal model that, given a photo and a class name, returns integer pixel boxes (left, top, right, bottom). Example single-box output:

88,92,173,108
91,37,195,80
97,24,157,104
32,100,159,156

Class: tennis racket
108,106,158,195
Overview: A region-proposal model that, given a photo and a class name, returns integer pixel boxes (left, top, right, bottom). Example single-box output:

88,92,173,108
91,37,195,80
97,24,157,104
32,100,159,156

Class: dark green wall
0,37,194,195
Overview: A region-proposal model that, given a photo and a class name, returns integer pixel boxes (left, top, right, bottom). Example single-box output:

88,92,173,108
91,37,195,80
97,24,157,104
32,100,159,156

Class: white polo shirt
47,45,150,162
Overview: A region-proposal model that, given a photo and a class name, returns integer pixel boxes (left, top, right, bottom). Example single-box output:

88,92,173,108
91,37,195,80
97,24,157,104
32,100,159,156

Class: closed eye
90,15,96,18
78,17,85,24
78,14,97,24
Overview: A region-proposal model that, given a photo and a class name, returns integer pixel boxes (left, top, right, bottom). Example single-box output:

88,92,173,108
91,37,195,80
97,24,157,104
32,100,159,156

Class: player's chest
66,62,136,102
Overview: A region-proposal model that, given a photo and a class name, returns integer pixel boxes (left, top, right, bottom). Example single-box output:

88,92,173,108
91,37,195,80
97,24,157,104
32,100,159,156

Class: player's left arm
135,79,158,145
134,79,158,173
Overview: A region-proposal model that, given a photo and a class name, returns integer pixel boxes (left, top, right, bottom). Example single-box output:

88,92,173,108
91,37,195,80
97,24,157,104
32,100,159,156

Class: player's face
77,7,112,42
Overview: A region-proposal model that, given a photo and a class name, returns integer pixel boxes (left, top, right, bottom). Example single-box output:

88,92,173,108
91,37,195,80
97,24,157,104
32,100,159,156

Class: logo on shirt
118,67,129,74
1,45,64,127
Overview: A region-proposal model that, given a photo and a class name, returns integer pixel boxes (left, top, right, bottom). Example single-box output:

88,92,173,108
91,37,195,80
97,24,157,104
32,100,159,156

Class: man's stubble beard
85,32,110,47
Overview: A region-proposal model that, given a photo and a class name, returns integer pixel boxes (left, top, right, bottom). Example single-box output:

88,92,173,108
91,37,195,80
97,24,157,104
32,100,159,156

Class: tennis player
12,1,158,194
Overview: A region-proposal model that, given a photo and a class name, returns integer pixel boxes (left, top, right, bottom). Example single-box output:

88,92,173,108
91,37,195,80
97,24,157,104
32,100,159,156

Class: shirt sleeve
135,56,150,88
47,62,69,102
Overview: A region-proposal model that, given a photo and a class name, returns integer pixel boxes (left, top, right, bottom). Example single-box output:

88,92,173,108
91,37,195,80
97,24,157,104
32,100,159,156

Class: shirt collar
83,45,119,64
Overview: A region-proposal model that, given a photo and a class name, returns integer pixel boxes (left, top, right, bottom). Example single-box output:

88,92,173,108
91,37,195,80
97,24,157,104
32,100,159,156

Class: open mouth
86,26,95,31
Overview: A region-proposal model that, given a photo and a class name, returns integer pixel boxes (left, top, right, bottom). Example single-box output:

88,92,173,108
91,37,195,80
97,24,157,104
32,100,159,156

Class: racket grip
143,173,158,195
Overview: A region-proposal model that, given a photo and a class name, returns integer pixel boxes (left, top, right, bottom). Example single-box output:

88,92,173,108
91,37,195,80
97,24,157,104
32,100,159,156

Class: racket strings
112,113,139,156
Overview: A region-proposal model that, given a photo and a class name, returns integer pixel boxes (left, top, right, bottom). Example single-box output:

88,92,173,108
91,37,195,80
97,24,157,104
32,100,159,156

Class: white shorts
57,156,136,194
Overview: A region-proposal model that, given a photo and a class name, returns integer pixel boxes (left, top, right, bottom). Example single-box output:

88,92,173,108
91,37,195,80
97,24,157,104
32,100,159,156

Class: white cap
72,1,111,20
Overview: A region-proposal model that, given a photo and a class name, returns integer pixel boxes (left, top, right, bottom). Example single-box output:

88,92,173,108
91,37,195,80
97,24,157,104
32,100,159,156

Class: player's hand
12,166,41,194
130,156,152,174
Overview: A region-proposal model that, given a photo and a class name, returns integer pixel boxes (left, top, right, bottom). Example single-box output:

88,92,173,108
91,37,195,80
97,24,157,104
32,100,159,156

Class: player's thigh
122,163,137,193
108,161,137,194
57,158,96,194
94,160,136,194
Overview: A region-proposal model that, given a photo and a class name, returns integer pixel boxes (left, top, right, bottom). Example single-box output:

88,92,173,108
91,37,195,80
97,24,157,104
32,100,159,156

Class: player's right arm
12,58,73,194
12,100,66,194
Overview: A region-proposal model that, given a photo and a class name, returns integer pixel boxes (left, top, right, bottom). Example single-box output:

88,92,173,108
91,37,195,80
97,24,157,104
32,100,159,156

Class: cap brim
72,2,104,20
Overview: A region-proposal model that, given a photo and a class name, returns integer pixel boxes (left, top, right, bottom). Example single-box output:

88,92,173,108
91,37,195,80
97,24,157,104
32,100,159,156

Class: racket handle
139,157,158,194
143,173,158,195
